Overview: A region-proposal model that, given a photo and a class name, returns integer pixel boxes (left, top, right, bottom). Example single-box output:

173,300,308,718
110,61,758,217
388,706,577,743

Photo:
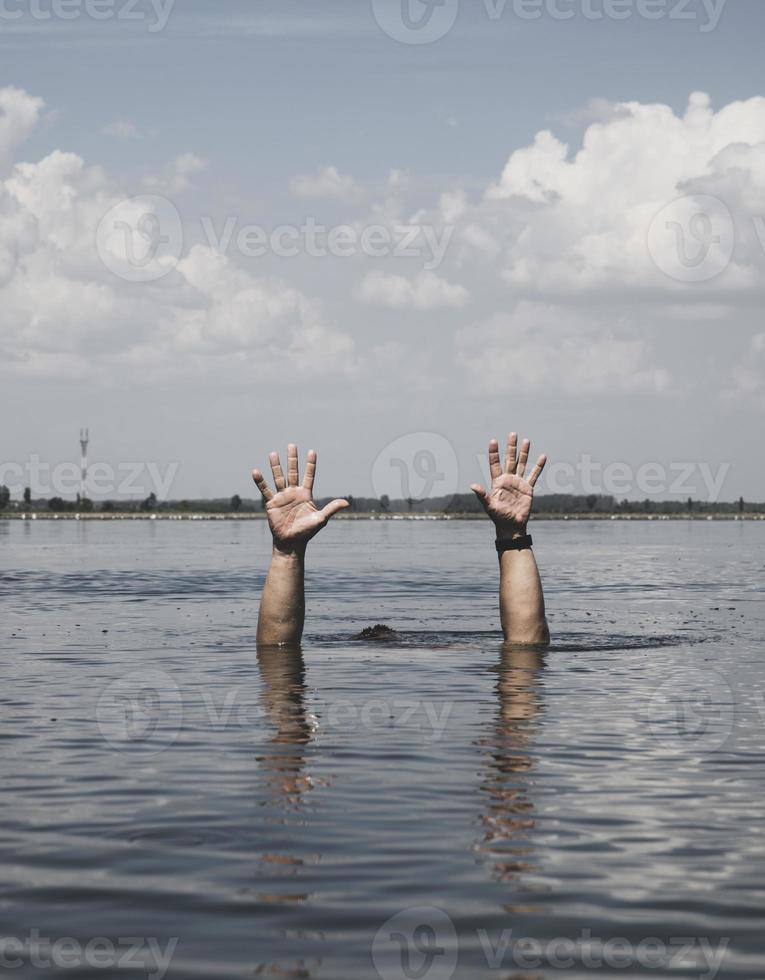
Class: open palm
471,432,547,536
252,445,348,548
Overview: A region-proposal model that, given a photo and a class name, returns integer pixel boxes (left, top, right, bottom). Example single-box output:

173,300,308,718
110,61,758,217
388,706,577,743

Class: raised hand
252,445,348,551
470,432,547,538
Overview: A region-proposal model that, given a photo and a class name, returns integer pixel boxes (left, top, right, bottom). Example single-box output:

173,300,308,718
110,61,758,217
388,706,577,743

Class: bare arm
257,545,307,647
252,445,348,646
471,433,550,646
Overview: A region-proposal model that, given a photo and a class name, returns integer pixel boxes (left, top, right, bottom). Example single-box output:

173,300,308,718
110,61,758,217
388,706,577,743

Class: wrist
272,540,307,560
494,523,528,542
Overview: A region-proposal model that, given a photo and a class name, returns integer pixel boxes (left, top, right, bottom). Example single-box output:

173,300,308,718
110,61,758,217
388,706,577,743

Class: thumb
470,484,490,514
320,498,350,523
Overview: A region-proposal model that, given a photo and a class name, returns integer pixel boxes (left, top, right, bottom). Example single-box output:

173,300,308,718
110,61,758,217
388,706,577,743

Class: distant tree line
318,492,763,516
0,487,763,516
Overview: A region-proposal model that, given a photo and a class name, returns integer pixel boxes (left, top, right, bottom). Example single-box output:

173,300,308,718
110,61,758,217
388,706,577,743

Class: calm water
0,519,763,980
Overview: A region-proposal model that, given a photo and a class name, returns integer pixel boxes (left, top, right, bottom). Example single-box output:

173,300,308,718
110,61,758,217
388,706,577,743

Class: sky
1,0,764,503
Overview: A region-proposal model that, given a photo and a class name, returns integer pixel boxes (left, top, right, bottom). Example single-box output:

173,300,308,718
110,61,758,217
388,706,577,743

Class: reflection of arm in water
477,645,546,880
252,445,349,646
256,646,315,805
471,433,550,646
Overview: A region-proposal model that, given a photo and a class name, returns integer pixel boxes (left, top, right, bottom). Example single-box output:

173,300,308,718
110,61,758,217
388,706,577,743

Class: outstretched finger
488,440,502,481
470,483,490,513
505,432,518,474
287,443,299,487
517,439,531,478
319,498,349,524
303,450,317,492
527,454,547,488
251,469,273,502
269,452,286,491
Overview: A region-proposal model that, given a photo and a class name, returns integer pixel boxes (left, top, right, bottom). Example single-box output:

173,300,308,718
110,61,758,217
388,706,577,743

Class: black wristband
496,534,533,554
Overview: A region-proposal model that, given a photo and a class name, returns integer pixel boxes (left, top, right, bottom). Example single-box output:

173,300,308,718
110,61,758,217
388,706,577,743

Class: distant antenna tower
79,428,89,501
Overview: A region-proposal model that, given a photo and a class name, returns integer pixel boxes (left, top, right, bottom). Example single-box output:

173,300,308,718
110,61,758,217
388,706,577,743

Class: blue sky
1,0,764,502
10,1,765,182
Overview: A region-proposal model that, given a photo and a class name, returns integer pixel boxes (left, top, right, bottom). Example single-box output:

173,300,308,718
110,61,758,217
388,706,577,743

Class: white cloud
478,92,765,293
166,245,356,375
344,92,765,396
455,302,671,396
358,269,469,310
557,97,634,130
730,332,765,401
3,84,765,411
141,153,208,195
439,189,468,223
101,120,154,141
0,87,355,383
290,165,363,202
0,86,44,165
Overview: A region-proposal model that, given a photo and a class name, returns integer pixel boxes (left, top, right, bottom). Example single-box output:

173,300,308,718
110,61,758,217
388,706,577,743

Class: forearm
498,542,549,645
257,545,306,646
470,431,549,643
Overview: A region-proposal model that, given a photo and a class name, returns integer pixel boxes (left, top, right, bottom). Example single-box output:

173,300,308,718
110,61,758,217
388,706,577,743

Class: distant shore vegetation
1,486,763,519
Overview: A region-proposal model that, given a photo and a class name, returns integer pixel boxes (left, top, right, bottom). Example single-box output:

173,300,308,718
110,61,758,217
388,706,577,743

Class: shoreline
2,512,763,523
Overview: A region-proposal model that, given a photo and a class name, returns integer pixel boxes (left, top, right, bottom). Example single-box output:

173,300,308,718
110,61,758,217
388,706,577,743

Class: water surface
1,519,763,979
